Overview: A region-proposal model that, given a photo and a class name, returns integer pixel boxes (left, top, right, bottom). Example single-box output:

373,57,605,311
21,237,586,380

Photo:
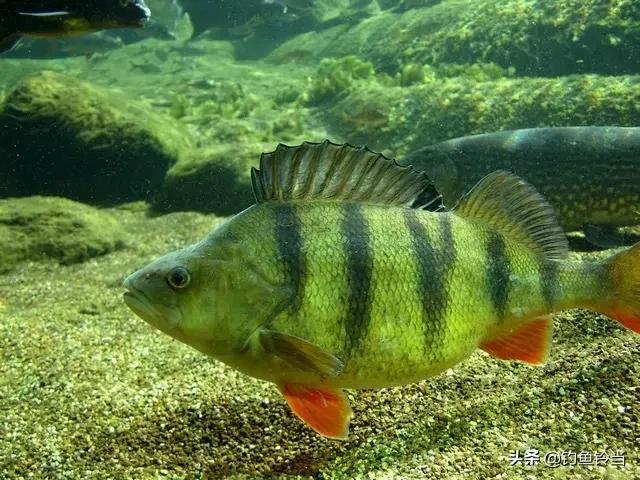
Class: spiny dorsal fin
453,170,568,260
251,140,441,209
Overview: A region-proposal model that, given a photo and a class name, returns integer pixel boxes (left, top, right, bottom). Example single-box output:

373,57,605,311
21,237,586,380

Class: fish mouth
122,282,162,325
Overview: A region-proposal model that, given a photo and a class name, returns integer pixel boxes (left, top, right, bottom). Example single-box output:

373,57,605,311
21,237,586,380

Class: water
1,1,639,478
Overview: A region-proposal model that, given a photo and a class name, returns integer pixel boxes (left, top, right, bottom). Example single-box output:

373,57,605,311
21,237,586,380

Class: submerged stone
152,142,273,216
269,0,640,77
0,71,191,204
0,196,125,271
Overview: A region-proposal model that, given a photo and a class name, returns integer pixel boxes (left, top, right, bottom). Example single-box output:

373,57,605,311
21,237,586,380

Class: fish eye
167,267,191,290
119,0,131,6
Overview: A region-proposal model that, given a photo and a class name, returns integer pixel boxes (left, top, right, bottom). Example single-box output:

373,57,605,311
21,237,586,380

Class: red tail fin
603,241,640,333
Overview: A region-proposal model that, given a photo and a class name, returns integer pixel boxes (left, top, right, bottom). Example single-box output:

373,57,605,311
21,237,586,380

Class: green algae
153,143,273,215
0,196,125,271
269,0,640,77
0,70,191,204
310,71,640,156
304,55,375,105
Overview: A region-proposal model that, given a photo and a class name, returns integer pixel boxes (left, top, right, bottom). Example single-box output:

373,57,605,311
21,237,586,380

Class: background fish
403,127,640,247
0,0,151,53
122,141,640,439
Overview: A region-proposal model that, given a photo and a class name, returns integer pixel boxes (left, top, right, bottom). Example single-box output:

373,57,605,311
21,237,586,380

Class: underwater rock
269,0,640,76
0,71,190,204
152,142,273,216
311,71,640,156
0,196,125,271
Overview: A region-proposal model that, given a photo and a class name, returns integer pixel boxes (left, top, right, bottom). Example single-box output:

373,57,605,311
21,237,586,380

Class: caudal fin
603,242,640,333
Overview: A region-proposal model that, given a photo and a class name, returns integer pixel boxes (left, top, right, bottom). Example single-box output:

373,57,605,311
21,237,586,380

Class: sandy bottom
1,207,638,479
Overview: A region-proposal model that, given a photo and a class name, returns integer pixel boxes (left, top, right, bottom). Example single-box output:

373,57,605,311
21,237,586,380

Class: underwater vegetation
0,196,125,272
270,0,640,76
0,70,190,204
0,0,639,478
310,64,640,156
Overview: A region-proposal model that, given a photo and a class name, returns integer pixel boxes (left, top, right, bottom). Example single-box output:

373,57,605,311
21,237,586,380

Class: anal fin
279,383,352,440
480,316,552,365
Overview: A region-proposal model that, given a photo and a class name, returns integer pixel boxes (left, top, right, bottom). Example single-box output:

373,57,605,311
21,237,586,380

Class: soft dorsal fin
251,140,441,209
453,170,568,260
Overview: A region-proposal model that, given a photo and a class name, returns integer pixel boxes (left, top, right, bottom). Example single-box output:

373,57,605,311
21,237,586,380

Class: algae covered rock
312,70,640,155
304,55,376,105
270,0,640,76
0,196,125,271
0,71,191,204
153,142,273,216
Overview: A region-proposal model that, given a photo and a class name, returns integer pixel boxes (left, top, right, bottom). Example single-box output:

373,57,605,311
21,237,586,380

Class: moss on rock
0,196,125,271
311,71,640,156
0,71,191,204
270,0,640,77
152,142,274,216
304,55,376,105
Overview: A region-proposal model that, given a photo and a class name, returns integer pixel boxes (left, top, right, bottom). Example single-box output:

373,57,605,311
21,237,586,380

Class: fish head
122,232,281,358
89,0,151,29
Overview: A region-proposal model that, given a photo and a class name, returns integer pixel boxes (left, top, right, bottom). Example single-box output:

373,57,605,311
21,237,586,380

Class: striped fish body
404,127,640,232
222,200,594,389
123,141,640,439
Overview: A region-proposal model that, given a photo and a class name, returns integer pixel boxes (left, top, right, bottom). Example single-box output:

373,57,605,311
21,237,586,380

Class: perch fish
403,126,640,247
123,141,640,439
0,0,151,53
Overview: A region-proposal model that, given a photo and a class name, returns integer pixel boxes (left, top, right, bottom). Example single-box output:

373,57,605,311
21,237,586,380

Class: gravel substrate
1,208,638,479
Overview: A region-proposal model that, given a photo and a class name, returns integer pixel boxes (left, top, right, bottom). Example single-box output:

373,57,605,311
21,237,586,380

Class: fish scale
261,202,549,387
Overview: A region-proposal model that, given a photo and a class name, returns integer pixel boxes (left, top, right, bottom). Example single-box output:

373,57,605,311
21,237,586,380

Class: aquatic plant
303,55,375,105
269,0,640,76
319,73,640,156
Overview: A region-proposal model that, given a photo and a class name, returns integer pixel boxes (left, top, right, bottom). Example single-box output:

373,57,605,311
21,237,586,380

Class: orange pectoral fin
279,383,352,440
480,316,552,365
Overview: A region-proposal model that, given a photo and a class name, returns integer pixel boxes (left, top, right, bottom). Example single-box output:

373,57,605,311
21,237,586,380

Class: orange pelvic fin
606,310,640,334
279,383,352,440
480,316,552,365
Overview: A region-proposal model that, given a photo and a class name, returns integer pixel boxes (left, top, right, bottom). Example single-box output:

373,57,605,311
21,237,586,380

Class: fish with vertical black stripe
122,140,640,439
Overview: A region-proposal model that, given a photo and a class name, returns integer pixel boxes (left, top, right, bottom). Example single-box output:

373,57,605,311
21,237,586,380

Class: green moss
318,73,640,156
399,63,425,86
0,71,192,204
0,196,125,271
269,0,640,77
303,56,375,105
152,142,275,216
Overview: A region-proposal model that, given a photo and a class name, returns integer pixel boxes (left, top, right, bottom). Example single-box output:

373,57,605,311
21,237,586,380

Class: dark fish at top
403,127,640,246
0,0,151,53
